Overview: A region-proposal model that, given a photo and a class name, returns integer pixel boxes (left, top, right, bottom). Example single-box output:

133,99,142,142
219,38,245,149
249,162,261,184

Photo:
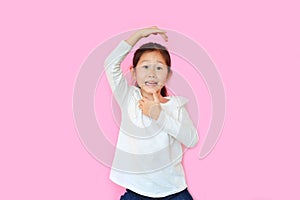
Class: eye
143,65,149,69
156,66,163,70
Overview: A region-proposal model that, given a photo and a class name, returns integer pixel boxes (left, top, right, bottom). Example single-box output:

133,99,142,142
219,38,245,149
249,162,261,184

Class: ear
130,66,136,80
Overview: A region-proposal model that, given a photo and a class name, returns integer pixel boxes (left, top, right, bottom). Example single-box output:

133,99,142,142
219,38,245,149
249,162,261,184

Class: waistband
126,188,189,199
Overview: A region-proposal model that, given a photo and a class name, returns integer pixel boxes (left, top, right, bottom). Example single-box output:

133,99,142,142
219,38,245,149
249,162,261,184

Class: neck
141,90,157,101
141,90,169,103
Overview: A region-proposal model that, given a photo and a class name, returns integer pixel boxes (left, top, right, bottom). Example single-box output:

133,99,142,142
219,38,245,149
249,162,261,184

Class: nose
148,72,156,78
148,67,157,78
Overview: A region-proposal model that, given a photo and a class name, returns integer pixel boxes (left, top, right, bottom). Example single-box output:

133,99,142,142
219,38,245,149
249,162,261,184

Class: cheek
136,72,145,80
136,70,149,79
135,74,146,85
158,72,169,82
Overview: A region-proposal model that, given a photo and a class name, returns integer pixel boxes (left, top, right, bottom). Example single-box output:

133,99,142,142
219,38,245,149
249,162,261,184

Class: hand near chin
138,92,161,120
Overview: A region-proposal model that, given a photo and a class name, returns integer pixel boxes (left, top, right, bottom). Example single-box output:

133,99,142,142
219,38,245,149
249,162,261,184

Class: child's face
132,51,170,95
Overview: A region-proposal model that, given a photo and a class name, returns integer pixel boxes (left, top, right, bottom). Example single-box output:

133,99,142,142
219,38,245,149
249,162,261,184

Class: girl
104,26,198,200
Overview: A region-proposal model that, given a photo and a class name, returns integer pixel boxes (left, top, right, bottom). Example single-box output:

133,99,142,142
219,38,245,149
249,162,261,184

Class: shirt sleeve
104,40,133,106
156,106,199,148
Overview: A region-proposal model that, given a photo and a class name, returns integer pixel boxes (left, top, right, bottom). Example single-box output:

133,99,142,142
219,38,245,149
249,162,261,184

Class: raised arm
104,40,132,106
104,26,168,106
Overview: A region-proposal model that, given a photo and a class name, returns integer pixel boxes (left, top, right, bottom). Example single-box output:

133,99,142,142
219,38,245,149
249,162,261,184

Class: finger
150,26,164,32
156,29,167,34
138,101,143,106
141,98,148,102
159,32,168,42
153,92,160,103
150,26,166,34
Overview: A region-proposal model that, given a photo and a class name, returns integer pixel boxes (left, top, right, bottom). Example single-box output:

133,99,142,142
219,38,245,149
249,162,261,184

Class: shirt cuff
156,110,166,126
120,40,133,50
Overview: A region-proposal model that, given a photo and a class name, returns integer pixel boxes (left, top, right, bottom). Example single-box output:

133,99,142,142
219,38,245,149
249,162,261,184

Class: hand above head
139,26,168,41
126,26,168,46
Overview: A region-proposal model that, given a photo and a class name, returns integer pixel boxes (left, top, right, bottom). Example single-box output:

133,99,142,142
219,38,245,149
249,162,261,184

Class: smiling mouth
145,81,158,86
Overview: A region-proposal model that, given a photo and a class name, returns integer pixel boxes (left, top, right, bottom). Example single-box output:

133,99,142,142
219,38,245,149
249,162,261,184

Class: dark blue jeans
120,188,193,200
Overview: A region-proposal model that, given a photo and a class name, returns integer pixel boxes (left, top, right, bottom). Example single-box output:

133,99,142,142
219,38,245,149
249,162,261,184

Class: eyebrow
140,60,166,64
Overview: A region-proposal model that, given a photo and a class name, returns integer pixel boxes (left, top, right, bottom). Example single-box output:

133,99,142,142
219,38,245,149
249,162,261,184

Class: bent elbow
184,129,199,148
185,135,198,148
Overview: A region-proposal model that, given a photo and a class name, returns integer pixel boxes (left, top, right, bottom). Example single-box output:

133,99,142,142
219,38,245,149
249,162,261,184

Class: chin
142,87,160,94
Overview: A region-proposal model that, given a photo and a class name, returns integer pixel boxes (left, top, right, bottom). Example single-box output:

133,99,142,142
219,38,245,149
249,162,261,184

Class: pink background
1,0,299,199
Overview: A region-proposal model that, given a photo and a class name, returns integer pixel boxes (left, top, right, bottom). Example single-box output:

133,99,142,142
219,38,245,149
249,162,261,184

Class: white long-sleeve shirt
104,40,199,198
